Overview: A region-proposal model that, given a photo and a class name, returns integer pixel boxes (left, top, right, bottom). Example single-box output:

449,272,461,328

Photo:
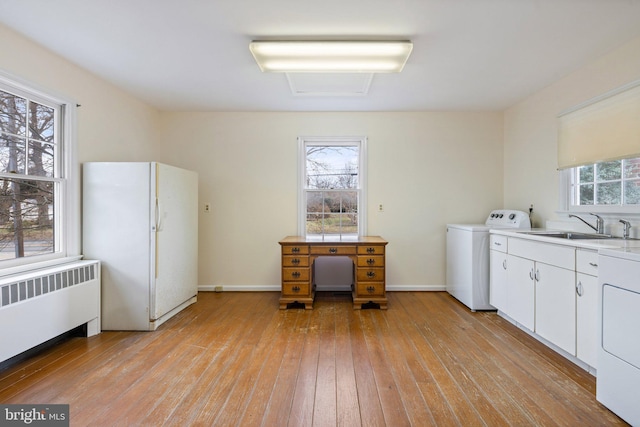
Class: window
570,157,640,207
298,137,367,240
0,72,78,271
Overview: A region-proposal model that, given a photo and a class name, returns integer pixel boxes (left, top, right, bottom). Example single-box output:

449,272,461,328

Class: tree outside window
574,157,640,206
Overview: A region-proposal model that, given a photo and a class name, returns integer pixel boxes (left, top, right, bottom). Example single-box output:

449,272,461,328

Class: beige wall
504,35,640,228
158,112,504,289
0,24,159,163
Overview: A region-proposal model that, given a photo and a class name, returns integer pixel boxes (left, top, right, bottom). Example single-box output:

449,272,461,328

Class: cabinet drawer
357,245,385,255
281,245,309,255
357,255,385,267
282,255,309,267
490,234,508,253
357,268,384,282
576,249,598,276
508,238,575,270
282,268,310,281
356,282,385,297
282,282,311,296
310,245,356,255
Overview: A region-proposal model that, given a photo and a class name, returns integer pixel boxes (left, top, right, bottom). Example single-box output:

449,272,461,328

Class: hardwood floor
0,291,626,426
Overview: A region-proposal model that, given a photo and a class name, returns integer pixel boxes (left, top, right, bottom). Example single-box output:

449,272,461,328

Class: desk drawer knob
367,286,376,293
367,271,376,279
367,258,375,265
292,271,301,278
292,286,300,293
292,247,300,253
367,247,375,254
292,258,300,265
329,247,338,254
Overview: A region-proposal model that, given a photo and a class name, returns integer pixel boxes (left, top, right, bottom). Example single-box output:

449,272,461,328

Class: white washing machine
446,210,530,311
597,247,640,426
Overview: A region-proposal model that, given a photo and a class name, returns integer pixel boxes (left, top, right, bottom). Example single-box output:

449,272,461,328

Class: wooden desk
279,236,388,310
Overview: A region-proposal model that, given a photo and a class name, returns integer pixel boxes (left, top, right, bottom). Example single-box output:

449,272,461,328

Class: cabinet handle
494,242,502,246
292,247,300,254
535,269,540,282
502,259,507,270
329,248,338,254
589,262,598,268
291,258,300,265
529,269,534,280
292,271,301,278
367,247,375,254
367,258,375,265
576,281,584,297
292,286,300,293
366,286,376,293
367,271,376,279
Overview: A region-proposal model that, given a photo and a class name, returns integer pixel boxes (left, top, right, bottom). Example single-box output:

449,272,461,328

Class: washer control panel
485,210,531,229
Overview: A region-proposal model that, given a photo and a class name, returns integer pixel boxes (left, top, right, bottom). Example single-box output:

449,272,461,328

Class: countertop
490,228,640,251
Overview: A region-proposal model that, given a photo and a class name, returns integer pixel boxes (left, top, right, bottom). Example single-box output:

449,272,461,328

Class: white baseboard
198,284,444,292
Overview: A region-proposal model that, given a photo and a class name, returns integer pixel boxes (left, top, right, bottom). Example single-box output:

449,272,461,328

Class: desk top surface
279,236,387,245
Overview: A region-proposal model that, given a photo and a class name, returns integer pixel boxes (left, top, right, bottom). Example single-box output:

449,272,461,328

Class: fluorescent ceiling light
249,40,413,73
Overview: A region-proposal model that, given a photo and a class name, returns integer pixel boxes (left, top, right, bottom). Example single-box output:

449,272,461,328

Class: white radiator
0,260,101,363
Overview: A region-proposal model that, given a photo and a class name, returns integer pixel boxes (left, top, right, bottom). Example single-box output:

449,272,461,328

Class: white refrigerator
82,162,198,331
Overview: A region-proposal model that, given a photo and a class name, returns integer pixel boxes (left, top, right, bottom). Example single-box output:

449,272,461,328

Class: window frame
0,70,80,276
297,136,367,240
560,156,640,216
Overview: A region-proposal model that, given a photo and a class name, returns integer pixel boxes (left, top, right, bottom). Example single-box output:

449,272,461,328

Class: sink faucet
568,213,605,234
619,219,632,239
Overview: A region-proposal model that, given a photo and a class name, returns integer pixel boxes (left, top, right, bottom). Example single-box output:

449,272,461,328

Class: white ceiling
1,0,640,112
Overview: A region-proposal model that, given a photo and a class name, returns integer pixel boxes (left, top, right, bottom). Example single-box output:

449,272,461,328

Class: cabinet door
576,272,598,368
490,249,508,311
535,262,576,354
506,255,535,331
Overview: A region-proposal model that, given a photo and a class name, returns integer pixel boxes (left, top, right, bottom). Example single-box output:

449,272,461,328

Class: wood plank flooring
0,291,626,426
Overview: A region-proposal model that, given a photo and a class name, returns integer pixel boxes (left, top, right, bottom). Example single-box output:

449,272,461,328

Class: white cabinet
576,249,599,368
535,262,576,354
499,236,577,354
489,235,508,311
506,254,535,331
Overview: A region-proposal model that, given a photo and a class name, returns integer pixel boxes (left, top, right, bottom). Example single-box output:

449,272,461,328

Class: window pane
595,181,621,205
0,178,54,260
0,90,27,136
0,134,26,174
28,141,54,177
624,158,640,179
578,183,594,205
596,161,621,182
305,190,358,237
578,165,593,183
29,102,55,142
306,146,358,189
624,179,640,204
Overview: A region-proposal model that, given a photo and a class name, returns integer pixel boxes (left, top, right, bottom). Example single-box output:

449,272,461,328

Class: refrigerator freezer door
150,163,198,321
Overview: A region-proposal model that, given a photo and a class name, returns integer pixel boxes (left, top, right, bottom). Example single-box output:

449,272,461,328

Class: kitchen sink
521,231,615,240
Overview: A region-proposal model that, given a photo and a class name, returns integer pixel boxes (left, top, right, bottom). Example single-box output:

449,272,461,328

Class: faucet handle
620,219,632,239
589,213,605,234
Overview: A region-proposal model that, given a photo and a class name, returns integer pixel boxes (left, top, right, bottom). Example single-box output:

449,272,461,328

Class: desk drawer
357,255,385,267
282,268,310,281
282,282,311,297
357,268,384,282
357,245,385,255
356,282,385,297
282,255,309,267
310,245,356,255
282,245,309,255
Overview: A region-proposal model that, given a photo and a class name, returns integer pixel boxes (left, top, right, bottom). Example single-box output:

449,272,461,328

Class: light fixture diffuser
249,40,413,73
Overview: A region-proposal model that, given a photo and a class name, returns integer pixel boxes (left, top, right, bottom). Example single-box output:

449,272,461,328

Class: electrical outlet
204,203,211,213
378,204,384,212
